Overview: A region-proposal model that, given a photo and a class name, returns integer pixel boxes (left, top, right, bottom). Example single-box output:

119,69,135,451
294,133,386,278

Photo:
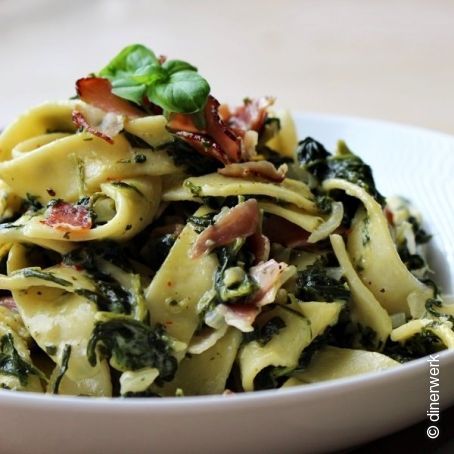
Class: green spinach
214,242,257,304
244,316,286,346
384,329,445,362
164,138,220,176
0,333,45,387
87,316,177,382
51,344,71,394
297,137,385,205
296,262,350,302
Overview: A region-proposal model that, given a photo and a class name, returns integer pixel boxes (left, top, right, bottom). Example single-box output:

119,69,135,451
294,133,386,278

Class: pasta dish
0,45,452,397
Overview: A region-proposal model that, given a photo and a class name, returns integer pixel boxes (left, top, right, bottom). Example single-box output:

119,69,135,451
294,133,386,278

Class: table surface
0,0,453,135
0,0,453,450
350,405,454,453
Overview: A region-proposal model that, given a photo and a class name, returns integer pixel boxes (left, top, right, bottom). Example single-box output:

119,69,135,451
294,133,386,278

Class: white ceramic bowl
1,113,453,454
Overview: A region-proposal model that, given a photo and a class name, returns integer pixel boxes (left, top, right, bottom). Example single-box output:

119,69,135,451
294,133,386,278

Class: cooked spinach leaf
165,138,220,176
325,141,385,205
51,344,71,394
408,216,432,244
87,317,177,382
214,241,257,304
65,245,146,318
295,262,350,302
397,241,426,271
122,388,162,398
296,137,330,180
258,117,281,144
63,243,133,277
23,193,43,212
315,194,334,214
20,269,72,287
243,316,286,346
383,329,445,363
75,284,132,314
356,324,381,350
256,145,293,168
425,298,454,323
256,118,293,166
253,365,289,391
297,137,385,205
296,331,331,371
187,213,215,233
123,131,153,149
140,232,178,271
0,333,45,386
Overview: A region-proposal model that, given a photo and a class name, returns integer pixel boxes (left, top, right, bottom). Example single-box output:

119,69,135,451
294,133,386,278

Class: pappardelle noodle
0,44,453,397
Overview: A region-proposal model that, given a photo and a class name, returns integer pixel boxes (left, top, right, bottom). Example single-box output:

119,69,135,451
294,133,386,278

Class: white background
0,0,453,133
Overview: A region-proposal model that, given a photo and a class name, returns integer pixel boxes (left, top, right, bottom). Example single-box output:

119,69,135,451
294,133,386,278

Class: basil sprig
99,44,210,114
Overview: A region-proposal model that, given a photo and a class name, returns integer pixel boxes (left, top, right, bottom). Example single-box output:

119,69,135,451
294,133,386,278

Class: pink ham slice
167,113,201,134
204,96,242,163
191,199,259,258
248,259,290,307
219,259,291,330
0,296,17,312
175,131,229,165
72,110,115,144
218,161,287,183
76,77,144,118
167,96,242,164
224,303,260,332
220,97,274,136
42,201,92,232
247,231,270,264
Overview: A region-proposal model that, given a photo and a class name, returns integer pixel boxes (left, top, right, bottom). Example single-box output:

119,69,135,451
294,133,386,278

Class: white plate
1,113,453,454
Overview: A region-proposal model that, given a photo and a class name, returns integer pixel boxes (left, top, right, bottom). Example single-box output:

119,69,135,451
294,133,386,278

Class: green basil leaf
109,65,166,105
162,59,197,75
147,70,210,113
110,79,147,105
131,64,167,85
96,44,210,113
99,44,158,78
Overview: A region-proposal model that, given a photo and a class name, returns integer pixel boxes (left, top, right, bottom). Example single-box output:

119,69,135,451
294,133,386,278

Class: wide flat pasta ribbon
163,172,318,213
2,243,112,396
323,178,432,315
